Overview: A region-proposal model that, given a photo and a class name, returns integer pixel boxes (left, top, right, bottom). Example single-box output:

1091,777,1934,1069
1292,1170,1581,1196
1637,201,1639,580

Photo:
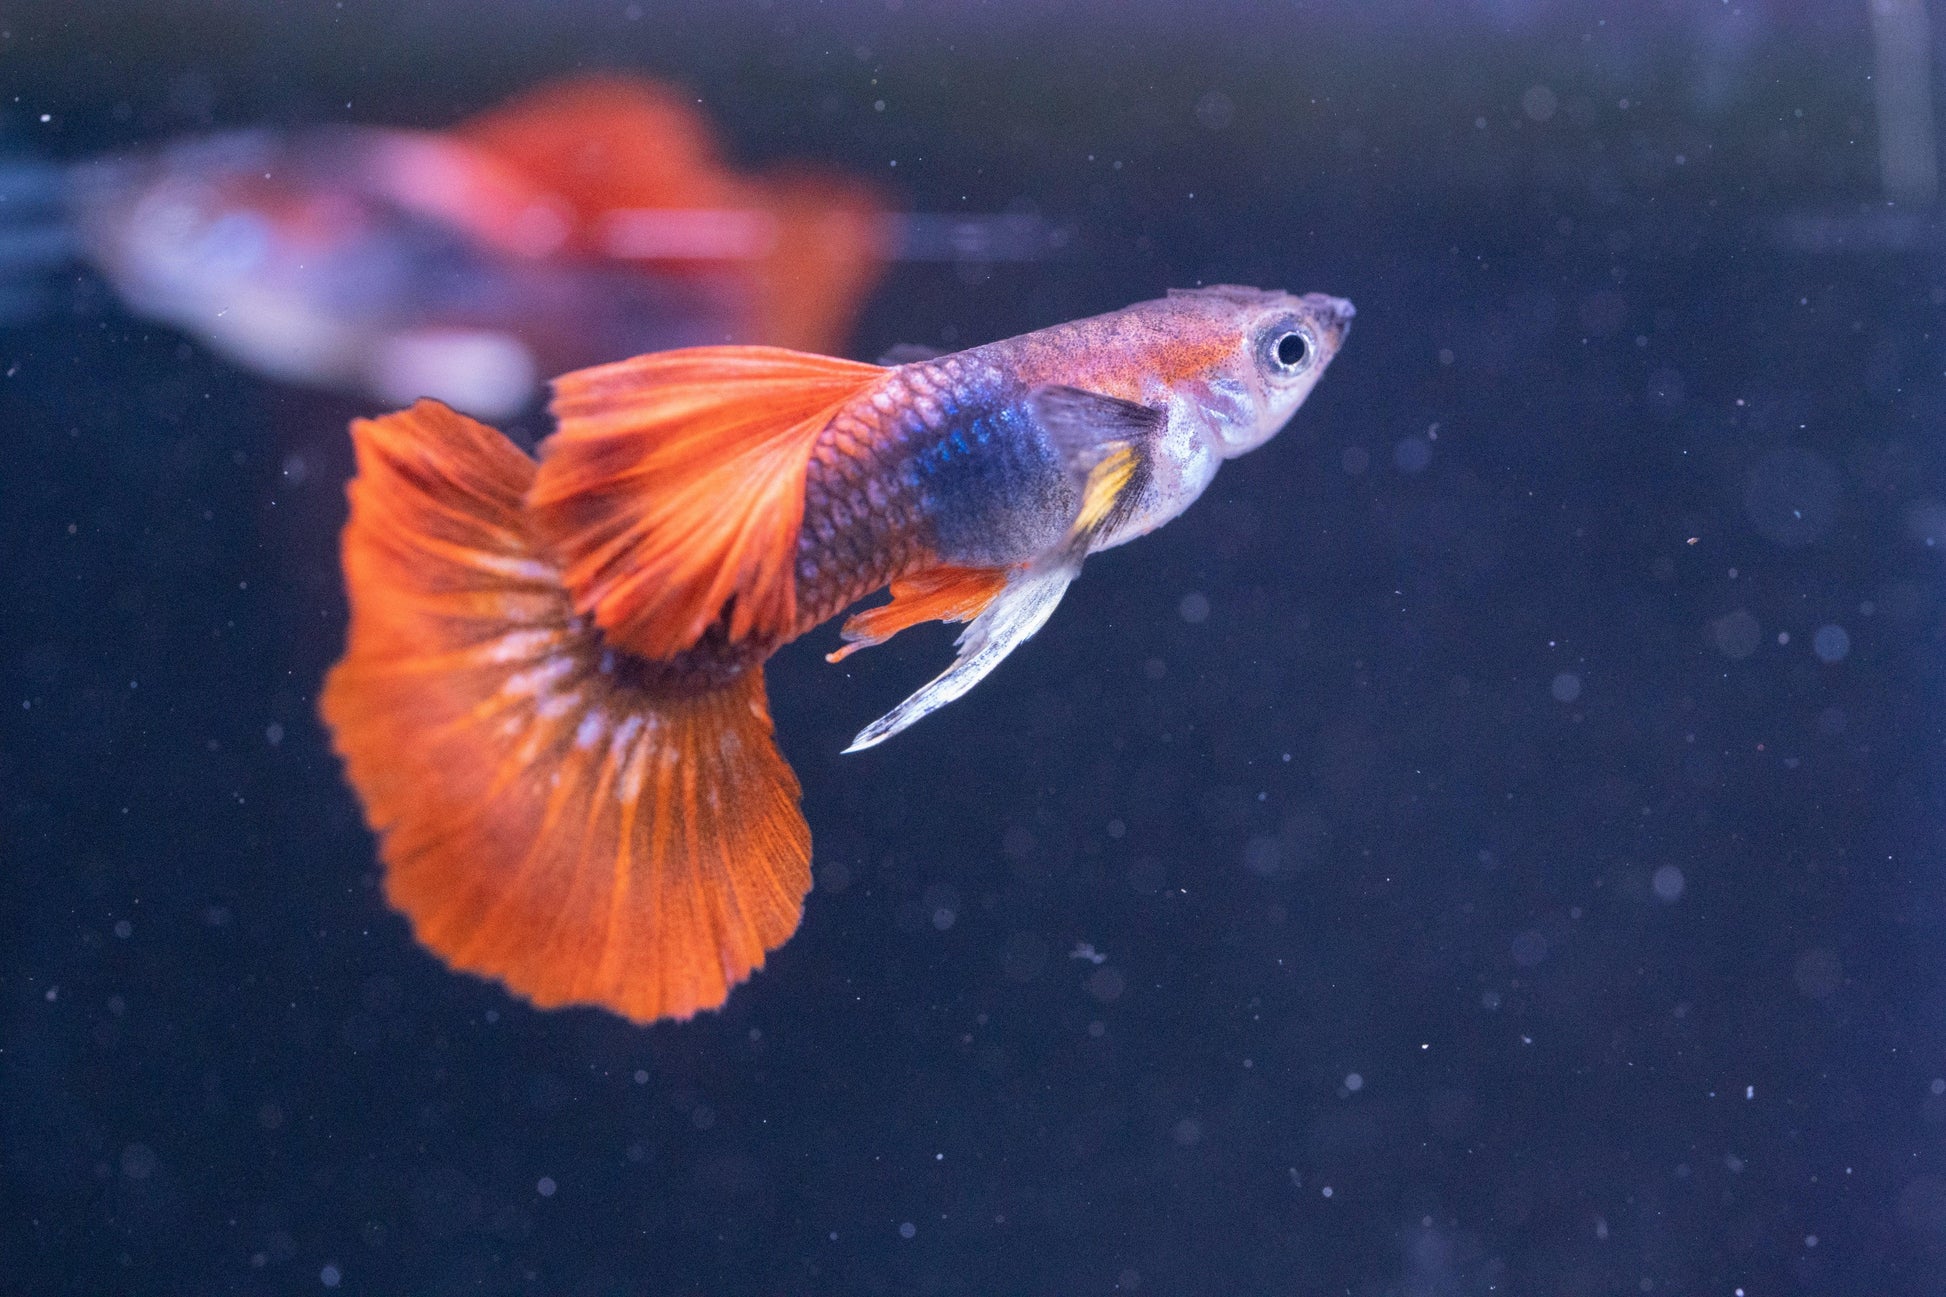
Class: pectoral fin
842,560,1076,753
1025,384,1160,547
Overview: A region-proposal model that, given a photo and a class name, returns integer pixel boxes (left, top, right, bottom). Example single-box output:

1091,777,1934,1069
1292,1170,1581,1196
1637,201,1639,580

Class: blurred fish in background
0,74,1058,418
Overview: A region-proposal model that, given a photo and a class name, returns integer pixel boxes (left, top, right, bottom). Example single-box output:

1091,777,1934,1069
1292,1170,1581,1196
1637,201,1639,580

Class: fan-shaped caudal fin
530,346,885,662
826,565,1012,663
320,399,811,1025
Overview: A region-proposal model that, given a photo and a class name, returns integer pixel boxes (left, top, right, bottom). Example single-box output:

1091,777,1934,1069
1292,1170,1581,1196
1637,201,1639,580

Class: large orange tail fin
319,400,811,1023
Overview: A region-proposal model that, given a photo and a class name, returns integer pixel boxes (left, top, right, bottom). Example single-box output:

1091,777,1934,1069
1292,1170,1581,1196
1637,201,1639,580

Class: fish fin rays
843,560,1076,753
531,346,886,661
825,564,1012,663
1025,383,1160,546
321,399,811,1026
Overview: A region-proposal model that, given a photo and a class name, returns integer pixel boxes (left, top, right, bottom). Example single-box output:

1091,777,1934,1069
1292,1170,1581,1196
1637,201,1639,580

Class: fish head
1162,284,1354,459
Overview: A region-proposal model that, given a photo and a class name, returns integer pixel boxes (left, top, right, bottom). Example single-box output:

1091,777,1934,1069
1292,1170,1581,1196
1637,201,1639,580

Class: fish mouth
1300,292,1356,346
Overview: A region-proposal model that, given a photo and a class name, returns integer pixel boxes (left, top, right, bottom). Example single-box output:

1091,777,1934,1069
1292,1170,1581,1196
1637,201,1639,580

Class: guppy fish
320,285,1353,1024
9,75,888,418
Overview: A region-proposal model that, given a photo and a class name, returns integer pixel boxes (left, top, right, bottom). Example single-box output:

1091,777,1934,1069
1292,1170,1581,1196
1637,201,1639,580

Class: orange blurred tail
319,400,811,1024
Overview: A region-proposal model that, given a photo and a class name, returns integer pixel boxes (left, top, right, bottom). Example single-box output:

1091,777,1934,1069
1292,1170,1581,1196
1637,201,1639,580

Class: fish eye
1263,325,1317,377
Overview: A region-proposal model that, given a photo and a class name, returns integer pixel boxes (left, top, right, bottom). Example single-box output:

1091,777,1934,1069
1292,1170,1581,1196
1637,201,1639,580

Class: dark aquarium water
6,2,1946,1293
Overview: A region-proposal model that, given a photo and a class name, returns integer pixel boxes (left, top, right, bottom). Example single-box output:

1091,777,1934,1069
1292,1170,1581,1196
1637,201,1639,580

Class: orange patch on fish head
1148,285,1355,458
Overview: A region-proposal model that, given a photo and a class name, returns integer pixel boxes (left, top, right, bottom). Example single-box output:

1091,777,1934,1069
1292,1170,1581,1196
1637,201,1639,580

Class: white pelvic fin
844,561,1076,753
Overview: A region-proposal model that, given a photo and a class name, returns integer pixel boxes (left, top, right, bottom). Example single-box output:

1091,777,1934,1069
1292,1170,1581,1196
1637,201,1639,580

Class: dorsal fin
530,346,886,661
453,74,732,227
826,564,1012,663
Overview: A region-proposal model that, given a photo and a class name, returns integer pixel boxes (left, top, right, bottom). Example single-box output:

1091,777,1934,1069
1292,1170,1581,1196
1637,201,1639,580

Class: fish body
321,286,1352,1024
52,75,888,417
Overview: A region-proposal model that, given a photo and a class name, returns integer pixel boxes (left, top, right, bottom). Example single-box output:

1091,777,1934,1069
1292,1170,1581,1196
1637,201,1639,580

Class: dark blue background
6,2,1946,1293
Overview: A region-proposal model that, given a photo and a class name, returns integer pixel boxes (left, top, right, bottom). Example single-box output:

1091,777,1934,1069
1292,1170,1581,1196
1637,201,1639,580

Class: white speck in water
1652,865,1685,902
1321,1185,1334,1198
1178,592,1210,624
537,1176,557,1197
320,1264,341,1288
1931,1078,1944,1096
899,1221,916,1239
1344,1072,1364,1092
1551,671,1582,703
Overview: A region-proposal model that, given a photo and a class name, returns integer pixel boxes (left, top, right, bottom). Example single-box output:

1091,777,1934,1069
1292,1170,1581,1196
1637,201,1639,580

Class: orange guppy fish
319,285,1353,1024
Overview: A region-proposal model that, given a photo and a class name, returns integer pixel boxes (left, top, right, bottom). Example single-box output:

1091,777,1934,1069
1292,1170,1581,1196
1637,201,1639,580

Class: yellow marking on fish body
1071,443,1139,539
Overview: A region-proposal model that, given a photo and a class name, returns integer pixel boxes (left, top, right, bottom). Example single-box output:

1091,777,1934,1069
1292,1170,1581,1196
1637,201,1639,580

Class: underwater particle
1344,1072,1364,1093
1521,85,1559,121
1510,930,1549,967
114,919,132,938
1178,592,1210,624
536,1176,557,1197
1194,90,1235,130
1001,931,1048,982
1086,966,1126,1003
1172,1117,1203,1146
1812,624,1851,663
1932,1079,1945,1096
923,883,959,931
1793,949,1843,1003
1645,367,1686,413
1126,857,1166,895
633,1069,648,1084
265,722,285,746
1710,609,1762,660
1243,835,1282,877
1906,500,1946,548
1394,435,1432,473
1551,672,1582,703
320,1264,341,1289
1340,445,1370,475
120,1142,157,1180
1744,447,1840,547
1652,865,1685,902
1118,1268,1143,1291
899,1221,917,1239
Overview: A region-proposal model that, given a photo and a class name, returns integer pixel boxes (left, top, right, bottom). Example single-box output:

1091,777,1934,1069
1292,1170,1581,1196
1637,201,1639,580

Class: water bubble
537,1176,557,1197
320,1264,341,1289
1243,835,1282,877
1551,672,1582,703
1652,865,1685,902
1178,592,1210,624
120,1142,157,1180
1086,967,1126,1003
1344,1072,1364,1092
1812,624,1850,663
1193,90,1235,130
1711,609,1761,660
1511,930,1549,967
899,1221,917,1239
